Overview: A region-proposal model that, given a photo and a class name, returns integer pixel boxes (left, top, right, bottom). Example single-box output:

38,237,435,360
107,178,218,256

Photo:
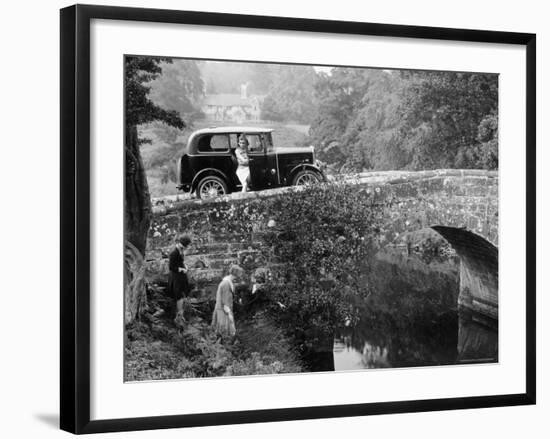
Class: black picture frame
60,4,536,434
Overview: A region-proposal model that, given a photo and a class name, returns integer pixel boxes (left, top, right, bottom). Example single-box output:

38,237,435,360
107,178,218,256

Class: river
304,245,498,372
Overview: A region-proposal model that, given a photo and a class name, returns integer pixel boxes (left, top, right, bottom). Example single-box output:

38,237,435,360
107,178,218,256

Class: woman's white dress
235,147,250,187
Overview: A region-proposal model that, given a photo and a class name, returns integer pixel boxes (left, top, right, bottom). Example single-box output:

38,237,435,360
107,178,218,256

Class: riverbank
124,286,302,381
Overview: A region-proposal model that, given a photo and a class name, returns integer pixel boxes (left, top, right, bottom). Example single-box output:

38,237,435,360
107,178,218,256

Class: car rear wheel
196,176,228,199
292,169,322,186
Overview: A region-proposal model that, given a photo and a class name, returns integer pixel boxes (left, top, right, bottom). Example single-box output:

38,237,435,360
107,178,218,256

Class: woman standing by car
235,134,250,192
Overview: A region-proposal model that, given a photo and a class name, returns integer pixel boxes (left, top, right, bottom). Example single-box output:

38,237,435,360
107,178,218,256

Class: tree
124,56,186,324
397,71,498,169
259,65,318,123
125,56,185,254
475,113,498,169
338,70,409,171
308,68,498,172
148,59,204,122
260,95,284,121
249,63,276,94
309,68,402,171
455,112,498,170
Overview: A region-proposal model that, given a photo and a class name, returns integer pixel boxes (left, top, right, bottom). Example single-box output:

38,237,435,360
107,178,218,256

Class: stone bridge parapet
151,169,498,244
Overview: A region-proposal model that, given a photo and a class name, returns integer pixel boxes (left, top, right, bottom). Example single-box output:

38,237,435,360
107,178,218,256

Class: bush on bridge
260,183,384,347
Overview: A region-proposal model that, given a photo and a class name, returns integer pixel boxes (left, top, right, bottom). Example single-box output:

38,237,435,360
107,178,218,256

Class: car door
261,132,280,188
194,134,237,189
245,133,278,190
245,134,269,190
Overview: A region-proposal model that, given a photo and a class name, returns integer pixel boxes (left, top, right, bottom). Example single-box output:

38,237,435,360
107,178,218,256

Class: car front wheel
292,169,322,186
196,176,228,199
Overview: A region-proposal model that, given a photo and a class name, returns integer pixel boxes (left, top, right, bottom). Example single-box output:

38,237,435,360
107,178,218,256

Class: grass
124,286,303,381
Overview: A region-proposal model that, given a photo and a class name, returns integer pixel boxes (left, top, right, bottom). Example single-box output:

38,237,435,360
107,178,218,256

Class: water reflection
333,311,460,370
327,247,498,371
457,310,498,363
334,337,390,370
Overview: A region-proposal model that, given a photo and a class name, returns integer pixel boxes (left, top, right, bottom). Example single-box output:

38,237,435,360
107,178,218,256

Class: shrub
261,183,384,341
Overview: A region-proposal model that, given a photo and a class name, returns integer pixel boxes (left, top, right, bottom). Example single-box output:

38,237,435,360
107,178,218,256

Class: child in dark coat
168,235,192,322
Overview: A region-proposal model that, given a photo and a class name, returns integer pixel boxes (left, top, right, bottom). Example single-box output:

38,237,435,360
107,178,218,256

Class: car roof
191,126,274,135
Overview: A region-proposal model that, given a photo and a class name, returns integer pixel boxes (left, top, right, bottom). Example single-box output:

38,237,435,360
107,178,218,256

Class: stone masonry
146,169,498,318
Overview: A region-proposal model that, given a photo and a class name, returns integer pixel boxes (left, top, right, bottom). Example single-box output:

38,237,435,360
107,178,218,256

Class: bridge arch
364,170,498,319
430,225,498,319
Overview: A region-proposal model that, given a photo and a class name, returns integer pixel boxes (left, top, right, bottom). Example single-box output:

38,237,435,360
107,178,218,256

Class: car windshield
245,134,263,153
230,133,268,154
261,133,274,152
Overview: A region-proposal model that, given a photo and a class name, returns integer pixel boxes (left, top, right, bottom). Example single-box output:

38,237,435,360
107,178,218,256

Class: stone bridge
147,169,498,320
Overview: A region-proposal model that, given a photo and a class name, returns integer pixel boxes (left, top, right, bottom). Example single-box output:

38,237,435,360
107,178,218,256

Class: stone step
146,261,265,279
190,268,225,283
206,259,238,270
145,260,225,280
206,232,260,243
186,252,238,265
193,249,264,260
147,241,264,259
147,253,281,271
150,248,265,261
192,241,262,254
191,250,266,269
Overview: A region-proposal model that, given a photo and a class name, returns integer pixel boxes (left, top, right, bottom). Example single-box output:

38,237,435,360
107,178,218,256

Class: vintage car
176,126,326,198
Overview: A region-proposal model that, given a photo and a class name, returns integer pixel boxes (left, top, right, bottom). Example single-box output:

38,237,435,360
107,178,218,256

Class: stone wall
146,169,498,309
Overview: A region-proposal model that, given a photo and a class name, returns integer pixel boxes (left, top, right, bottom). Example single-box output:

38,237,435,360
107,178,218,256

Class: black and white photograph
124,56,499,381
0,0,545,435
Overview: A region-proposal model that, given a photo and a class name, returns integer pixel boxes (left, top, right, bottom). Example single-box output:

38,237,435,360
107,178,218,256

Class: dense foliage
125,57,185,131
309,68,498,173
148,59,204,122
258,65,318,124
397,71,498,170
309,68,407,172
260,184,384,349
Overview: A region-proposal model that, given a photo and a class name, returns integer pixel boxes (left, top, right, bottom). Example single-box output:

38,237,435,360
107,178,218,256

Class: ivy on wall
258,184,385,346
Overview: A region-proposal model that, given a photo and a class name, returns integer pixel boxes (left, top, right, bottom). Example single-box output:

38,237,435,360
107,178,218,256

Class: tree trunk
125,125,151,254
124,240,147,324
124,125,151,324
